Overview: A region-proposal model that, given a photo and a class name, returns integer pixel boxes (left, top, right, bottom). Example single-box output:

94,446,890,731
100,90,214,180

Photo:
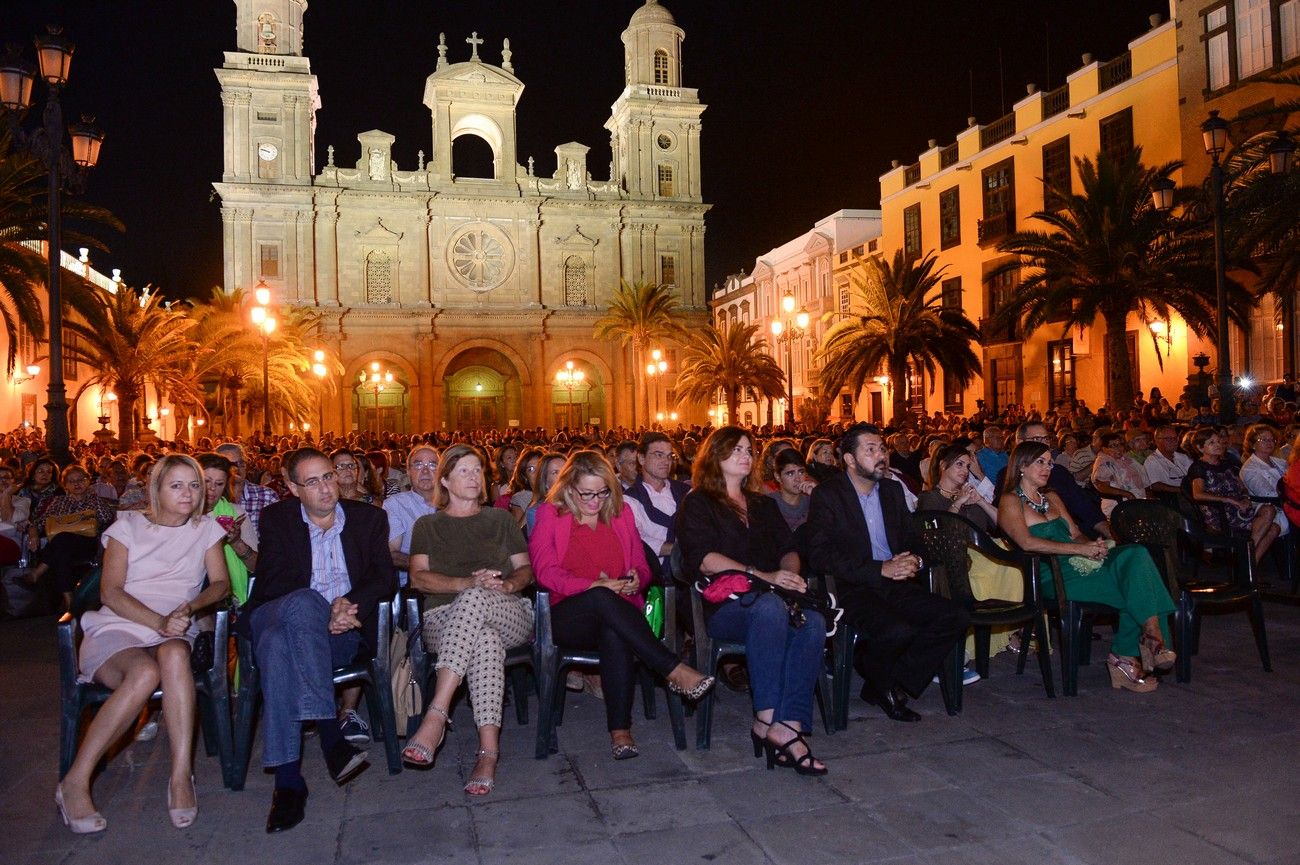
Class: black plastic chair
1111,498,1270,683
58,606,237,788
402,590,533,736
230,599,403,789
911,510,1055,712
532,588,687,758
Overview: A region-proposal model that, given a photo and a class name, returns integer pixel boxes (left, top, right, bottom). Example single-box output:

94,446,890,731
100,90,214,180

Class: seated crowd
4,380,1294,835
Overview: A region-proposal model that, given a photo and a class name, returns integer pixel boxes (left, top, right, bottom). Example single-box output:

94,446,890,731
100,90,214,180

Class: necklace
1016,486,1050,516
937,483,961,501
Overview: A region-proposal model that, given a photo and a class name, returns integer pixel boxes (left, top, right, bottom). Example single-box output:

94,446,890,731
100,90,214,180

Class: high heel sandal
464,750,499,796
1139,633,1176,674
55,784,106,835
401,705,451,768
765,721,828,776
167,775,198,829
750,716,772,762
1107,653,1157,693
667,673,716,701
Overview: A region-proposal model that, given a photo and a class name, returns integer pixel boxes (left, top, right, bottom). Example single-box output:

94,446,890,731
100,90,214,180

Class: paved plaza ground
3,598,1299,865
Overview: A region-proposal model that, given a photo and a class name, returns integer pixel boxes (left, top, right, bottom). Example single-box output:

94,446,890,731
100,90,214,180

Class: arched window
451,134,495,179
740,300,750,324
365,251,392,304
653,50,671,85
563,256,587,306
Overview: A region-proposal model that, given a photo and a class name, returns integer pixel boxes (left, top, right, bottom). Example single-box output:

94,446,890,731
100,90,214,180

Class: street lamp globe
795,308,810,330
312,363,327,378
1150,176,1176,212
250,305,266,326
781,293,795,314
1201,110,1229,159
254,281,271,307
1269,132,1296,175
68,115,104,167
770,319,783,337
0,54,34,111
25,363,40,378
34,27,74,87
263,316,277,335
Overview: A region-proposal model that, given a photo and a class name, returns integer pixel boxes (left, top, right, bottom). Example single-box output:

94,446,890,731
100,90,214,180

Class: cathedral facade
214,0,707,433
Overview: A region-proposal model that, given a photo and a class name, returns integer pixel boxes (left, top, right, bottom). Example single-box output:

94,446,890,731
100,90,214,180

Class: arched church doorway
444,347,523,431
451,133,495,179
550,357,606,430
352,367,410,435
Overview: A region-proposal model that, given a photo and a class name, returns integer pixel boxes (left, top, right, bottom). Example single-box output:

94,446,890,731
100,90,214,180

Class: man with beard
807,423,969,722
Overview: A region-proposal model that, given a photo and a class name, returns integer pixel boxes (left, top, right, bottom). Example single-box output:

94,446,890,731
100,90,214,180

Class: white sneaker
135,713,160,742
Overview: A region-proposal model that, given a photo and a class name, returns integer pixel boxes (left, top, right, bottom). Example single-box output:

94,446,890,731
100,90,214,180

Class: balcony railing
977,211,1013,247
980,113,1016,150
1098,52,1132,92
904,162,921,186
939,143,959,169
979,315,1019,344
1041,84,1069,120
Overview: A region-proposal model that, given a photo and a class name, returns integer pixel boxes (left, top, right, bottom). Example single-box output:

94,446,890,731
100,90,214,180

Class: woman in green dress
997,442,1177,693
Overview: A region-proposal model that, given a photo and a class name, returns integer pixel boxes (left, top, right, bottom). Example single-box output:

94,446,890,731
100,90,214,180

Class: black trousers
42,533,100,594
848,580,970,699
551,587,679,731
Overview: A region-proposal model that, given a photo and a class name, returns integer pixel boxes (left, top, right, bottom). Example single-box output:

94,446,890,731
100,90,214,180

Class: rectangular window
852,245,865,257
821,272,829,297
839,285,850,313
903,203,922,259
839,393,854,418
943,370,964,413
1042,136,1072,210
1282,0,1300,61
660,254,676,286
259,243,280,279
941,276,962,309
939,187,960,249
907,365,925,413
979,158,1015,246
868,238,878,252
1236,0,1274,78
1099,108,1134,164
17,318,33,366
1047,340,1075,407
256,111,279,122
984,264,1019,343
657,164,674,197
838,251,849,264
1206,6,1232,91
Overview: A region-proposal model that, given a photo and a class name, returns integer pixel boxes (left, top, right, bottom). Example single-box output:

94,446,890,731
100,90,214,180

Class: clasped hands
471,568,511,593
1076,538,1109,561
881,552,923,581
328,596,362,635
156,602,193,638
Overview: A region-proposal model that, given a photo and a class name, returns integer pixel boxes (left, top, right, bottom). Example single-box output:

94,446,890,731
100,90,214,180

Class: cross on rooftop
466,31,483,60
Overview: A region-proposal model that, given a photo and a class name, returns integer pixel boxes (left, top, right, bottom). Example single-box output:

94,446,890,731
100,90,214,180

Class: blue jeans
707,593,825,730
249,588,361,767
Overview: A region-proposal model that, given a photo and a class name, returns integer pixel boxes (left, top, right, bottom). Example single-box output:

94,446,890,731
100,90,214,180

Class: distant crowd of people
7,378,1295,836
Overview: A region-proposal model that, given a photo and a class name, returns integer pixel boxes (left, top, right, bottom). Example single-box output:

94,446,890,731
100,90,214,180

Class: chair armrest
57,613,79,690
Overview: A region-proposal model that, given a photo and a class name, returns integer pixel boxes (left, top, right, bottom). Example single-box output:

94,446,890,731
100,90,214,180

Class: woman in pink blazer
529,450,714,760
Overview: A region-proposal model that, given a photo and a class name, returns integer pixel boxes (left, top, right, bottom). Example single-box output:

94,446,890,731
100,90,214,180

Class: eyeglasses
575,487,612,502
411,461,438,472
1025,435,1050,443
293,471,336,489
334,462,359,471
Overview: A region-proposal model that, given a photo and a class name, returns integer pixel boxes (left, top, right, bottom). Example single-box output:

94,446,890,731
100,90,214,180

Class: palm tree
991,147,1253,411
593,279,687,427
819,250,982,425
0,128,122,375
675,322,785,424
62,285,202,450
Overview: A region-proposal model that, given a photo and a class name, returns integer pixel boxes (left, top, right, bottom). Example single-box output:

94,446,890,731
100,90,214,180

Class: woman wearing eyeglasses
331,449,379,505
528,450,714,760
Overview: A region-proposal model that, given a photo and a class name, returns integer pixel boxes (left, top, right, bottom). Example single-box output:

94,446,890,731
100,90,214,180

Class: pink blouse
528,503,651,607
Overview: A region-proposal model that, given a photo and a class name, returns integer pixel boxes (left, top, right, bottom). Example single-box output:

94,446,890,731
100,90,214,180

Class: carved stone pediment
554,226,598,247
356,218,404,242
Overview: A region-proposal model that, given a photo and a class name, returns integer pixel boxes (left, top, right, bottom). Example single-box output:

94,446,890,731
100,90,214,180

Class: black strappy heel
750,715,772,762
766,721,828,776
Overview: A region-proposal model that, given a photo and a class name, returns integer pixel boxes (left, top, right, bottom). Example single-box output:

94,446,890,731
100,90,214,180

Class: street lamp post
770,293,810,427
250,281,277,437
645,349,668,424
1151,117,1295,424
312,349,328,435
0,28,105,465
555,360,585,429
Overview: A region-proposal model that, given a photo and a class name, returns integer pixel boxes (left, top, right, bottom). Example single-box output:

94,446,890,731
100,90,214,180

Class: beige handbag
45,510,97,539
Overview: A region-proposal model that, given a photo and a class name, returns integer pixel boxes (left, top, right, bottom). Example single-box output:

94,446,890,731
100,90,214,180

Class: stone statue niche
355,129,397,183
553,142,590,191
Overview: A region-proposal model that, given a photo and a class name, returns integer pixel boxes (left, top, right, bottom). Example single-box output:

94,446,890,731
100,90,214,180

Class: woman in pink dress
57,455,230,835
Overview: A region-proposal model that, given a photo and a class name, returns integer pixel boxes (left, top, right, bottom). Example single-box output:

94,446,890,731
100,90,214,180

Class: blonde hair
148,454,207,525
548,450,623,524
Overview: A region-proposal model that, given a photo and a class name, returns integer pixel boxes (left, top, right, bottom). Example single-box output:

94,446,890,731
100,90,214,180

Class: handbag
389,626,422,738
697,569,844,637
45,511,97,540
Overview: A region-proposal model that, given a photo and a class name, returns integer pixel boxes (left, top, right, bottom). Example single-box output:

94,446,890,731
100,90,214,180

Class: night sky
7,1,1162,301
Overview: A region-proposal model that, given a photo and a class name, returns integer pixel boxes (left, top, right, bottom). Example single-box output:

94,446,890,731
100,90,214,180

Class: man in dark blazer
241,447,397,832
808,423,969,722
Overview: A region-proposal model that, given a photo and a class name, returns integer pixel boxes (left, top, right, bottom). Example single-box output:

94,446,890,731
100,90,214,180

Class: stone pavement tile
966,770,1122,829
821,750,953,806
196,815,343,865
701,765,849,821
0,803,85,859
342,758,466,816
1053,819,1252,865
741,802,915,864
589,777,730,835
565,740,695,790
1168,789,1300,863
909,832,1090,865
479,839,627,865
613,819,775,865
863,787,1031,852
337,803,475,864
472,790,606,851
909,735,1053,787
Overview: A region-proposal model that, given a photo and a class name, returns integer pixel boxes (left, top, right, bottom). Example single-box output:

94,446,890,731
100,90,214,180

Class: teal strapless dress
1029,517,1176,657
